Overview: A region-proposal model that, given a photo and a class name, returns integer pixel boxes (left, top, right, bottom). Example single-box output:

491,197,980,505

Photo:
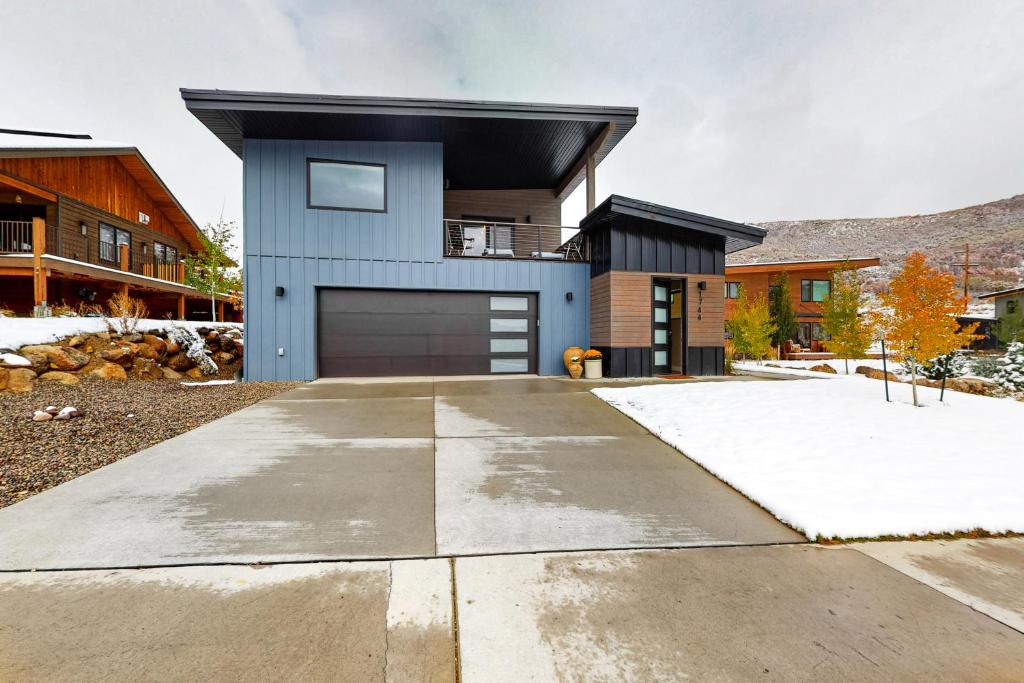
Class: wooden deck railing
0,220,34,253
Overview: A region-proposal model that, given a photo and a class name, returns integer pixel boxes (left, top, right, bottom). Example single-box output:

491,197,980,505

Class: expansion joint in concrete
449,556,463,683
383,562,393,681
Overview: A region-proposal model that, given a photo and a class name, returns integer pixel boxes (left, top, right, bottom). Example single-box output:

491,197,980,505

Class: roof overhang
180,88,637,196
978,285,1024,300
725,257,881,274
579,195,767,254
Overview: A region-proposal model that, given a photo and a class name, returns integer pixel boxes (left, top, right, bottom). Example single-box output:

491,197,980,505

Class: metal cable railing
443,219,589,262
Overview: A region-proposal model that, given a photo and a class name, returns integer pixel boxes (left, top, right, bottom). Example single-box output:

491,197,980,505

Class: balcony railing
443,219,589,262
1,219,185,284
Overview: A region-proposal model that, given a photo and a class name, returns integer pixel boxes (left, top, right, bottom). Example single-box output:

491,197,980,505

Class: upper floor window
99,223,130,263
153,241,178,264
724,282,741,299
307,159,386,212
1008,299,1019,314
801,279,831,302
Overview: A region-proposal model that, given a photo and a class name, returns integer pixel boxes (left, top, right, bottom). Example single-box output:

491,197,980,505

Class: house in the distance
724,257,880,356
978,284,1024,344
182,89,767,380
0,129,239,320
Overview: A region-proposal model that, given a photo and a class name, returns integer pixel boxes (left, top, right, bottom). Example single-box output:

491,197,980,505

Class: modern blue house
182,89,766,381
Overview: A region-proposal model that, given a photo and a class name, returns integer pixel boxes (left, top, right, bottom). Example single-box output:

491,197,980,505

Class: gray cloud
5,0,1023,237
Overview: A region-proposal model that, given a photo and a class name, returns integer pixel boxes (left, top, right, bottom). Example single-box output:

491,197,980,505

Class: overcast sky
6,1,1024,237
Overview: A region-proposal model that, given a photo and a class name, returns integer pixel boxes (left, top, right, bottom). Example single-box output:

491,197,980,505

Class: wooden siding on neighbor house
443,189,562,226
0,156,187,245
724,267,836,321
57,198,190,272
591,270,725,348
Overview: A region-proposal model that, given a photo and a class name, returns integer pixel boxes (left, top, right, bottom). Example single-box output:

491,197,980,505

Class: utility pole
950,243,979,303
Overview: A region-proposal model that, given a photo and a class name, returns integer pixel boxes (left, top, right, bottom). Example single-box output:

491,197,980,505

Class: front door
652,278,671,374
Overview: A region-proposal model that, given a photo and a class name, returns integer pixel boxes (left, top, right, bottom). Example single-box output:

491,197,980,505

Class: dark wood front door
317,288,537,377
652,278,671,374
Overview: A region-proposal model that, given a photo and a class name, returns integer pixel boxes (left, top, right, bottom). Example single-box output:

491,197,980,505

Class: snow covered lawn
593,377,1024,540
0,317,241,350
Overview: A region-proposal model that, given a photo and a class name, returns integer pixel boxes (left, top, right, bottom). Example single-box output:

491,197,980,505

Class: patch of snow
0,317,241,350
181,379,236,387
0,352,31,366
594,377,1024,540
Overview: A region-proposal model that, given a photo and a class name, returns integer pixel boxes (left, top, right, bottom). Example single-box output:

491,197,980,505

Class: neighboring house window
801,279,831,302
724,282,741,299
153,241,178,264
797,322,829,346
307,159,386,212
99,223,131,263
1007,299,1018,314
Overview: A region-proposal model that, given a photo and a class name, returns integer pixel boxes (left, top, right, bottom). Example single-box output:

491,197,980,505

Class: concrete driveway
0,375,800,570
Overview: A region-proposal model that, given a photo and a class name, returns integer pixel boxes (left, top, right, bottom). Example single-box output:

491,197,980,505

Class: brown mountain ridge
729,194,1024,295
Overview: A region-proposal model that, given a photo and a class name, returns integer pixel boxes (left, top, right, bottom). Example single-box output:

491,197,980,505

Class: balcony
443,219,588,262
0,219,185,284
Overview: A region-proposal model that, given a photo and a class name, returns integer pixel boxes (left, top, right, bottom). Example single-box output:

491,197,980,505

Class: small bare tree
106,291,149,335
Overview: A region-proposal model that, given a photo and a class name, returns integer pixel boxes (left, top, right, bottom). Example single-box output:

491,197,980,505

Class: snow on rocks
0,352,31,367
594,376,1024,540
165,325,218,376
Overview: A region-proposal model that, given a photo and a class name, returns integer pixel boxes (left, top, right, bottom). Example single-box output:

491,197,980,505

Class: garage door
317,289,538,377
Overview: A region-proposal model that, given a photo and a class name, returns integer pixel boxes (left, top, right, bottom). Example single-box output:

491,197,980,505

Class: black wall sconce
565,291,573,303
696,281,706,320
697,281,707,290
275,286,285,297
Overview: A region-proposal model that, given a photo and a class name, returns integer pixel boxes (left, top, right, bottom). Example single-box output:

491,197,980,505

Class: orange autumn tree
873,252,980,406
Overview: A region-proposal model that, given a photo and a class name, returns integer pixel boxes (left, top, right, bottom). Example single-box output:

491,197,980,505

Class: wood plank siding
592,271,725,348
0,156,190,246
442,189,561,226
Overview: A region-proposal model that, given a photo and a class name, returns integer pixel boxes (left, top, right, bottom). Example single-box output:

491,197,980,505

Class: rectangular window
490,296,529,311
654,329,668,344
1008,300,1019,314
801,279,831,302
724,282,741,299
307,159,386,212
654,308,668,323
491,358,529,373
490,318,529,333
99,223,130,263
490,338,529,353
153,241,178,264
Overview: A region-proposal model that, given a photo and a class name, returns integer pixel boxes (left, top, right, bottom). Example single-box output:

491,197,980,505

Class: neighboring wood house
724,257,880,355
0,129,239,320
978,285,1024,320
183,89,767,380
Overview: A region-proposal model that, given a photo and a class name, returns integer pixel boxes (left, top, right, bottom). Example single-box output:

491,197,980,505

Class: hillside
730,194,1024,295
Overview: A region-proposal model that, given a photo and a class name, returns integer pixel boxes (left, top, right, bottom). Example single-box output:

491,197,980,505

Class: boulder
127,333,144,343
66,335,86,348
130,357,164,380
142,334,167,355
165,340,181,354
218,336,236,353
19,344,90,372
90,362,127,381
6,368,36,393
166,352,195,371
32,410,52,422
100,345,138,366
854,366,873,375
133,342,161,360
196,327,212,337
808,364,837,374
0,352,32,368
160,366,183,380
95,331,111,341
38,371,80,385
213,351,236,365
184,367,206,380
863,367,900,382
54,406,82,420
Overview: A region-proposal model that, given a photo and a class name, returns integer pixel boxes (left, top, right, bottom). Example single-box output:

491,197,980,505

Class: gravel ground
0,379,304,509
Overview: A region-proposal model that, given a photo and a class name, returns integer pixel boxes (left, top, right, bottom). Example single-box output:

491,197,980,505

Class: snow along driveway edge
593,378,1024,541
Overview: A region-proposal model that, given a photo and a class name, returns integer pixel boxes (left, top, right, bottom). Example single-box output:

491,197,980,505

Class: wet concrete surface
853,537,1024,632
455,544,1024,682
0,559,456,682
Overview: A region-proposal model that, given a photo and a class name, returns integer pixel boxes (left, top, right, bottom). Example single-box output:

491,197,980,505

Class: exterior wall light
565,291,573,303
80,221,88,235
275,286,285,297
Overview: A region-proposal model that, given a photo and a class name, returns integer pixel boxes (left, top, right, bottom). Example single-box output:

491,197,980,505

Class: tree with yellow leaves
726,286,777,363
873,252,980,406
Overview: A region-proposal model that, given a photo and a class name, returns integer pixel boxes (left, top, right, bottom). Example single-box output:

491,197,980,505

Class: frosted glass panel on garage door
490,296,529,311
491,358,529,373
490,318,529,333
490,338,528,353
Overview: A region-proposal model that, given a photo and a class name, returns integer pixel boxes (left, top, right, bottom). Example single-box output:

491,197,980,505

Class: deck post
31,217,47,306
119,283,129,298
217,300,225,322
178,294,186,320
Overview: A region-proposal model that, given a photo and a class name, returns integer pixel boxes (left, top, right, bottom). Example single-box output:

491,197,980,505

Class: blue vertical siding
242,138,589,381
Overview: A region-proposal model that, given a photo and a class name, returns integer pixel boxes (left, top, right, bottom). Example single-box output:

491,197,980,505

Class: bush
993,342,1024,392
107,292,148,335
921,351,969,380
969,355,1001,378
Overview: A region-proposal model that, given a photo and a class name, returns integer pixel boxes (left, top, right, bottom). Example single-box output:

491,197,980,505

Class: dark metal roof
579,195,767,254
180,88,636,194
978,284,1024,299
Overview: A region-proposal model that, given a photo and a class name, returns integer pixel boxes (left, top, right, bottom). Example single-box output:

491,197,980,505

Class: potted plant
583,349,603,379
